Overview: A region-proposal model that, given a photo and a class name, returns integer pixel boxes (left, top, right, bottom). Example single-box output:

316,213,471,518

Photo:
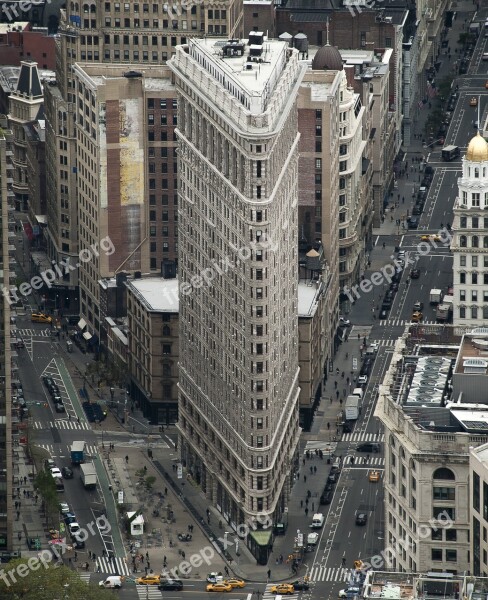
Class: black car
71,534,85,549
356,512,368,526
379,309,388,320
320,490,333,505
55,403,65,413
64,512,77,525
61,467,73,479
357,443,381,453
381,298,392,309
324,481,334,492
158,580,183,591
412,205,422,216
410,269,420,279
327,472,338,484
291,581,310,591
389,282,399,292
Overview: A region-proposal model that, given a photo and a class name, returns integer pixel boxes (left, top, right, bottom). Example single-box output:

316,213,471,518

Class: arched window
460,235,467,247
90,3,96,12
433,467,455,480
83,3,89,13
162,325,171,336
70,2,74,10
472,235,479,248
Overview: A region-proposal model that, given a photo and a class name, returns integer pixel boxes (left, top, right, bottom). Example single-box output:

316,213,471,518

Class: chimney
344,65,356,89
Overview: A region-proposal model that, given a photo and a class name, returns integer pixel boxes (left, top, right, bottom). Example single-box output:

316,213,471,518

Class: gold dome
466,132,488,162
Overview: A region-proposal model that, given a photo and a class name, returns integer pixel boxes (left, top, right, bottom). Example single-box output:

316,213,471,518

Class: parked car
413,301,424,311
159,580,184,591
410,269,420,279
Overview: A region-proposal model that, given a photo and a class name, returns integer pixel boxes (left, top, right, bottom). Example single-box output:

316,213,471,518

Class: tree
34,471,60,528
0,560,115,599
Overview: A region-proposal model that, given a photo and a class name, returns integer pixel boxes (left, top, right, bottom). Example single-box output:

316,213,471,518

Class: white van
352,387,363,400
99,576,124,589
311,513,325,528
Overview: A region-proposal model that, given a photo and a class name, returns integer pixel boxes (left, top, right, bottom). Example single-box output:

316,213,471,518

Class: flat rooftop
0,22,29,34
454,330,488,374
126,277,179,313
298,281,321,318
187,36,290,113
74,63,174,92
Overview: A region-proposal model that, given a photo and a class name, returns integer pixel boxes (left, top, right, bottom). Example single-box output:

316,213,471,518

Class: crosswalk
342,433,384,442
14,328,54,338
96,556,131,576
263,584,299,600
343,456,384,467
32,419,89,430
308,566,349,582
35,443,99,457
136,584,162,599
379,318,437,327
79,572,92,584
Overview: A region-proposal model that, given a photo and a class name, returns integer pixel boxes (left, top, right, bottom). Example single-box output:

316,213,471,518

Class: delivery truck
80,462,97,489
436,303,450,322
70,441,85,465
429,289,442,304
345,396,360,421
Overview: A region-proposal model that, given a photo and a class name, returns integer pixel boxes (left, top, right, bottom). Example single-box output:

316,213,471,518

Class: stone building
169,36,305,562
451,134,488,328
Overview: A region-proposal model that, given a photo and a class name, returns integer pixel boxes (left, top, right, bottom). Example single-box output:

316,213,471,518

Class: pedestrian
304,475,307,483
342,557,346,567
23,476,27,485
267,569,271,580
88,550,92,559
327,422,330,430
145,552,149,560
225,566,229,576
334,381,337,389
300,500,303,508
305,497,309,505
346,376,350,385
74,551,78,561
68,413,71,421
17,531,21,541
305,507,309,516
302,457,305,466
16,510,20,520
313,466,317,474
336,390,339,399
77,416,80,424
18,500,21,508
310,466,313,474
14,501,18,510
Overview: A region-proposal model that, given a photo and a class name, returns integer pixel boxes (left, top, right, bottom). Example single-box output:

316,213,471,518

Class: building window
460,255,466,266
460,290,466,301
315,125,321,137
431,529,443,541
460,273,466,284
433,507,455,520
315,158,322,169
473,216,479,228
460,216,467,227
460,235,467,247
446,549,457,562
315,141,322,152
459,307,466,319
433,468,455,480
433,487,455,501
431,549,442,561
473,256,479,267
472,273,478,284
339,160,347,172
162,344,171,354
446,529,457,541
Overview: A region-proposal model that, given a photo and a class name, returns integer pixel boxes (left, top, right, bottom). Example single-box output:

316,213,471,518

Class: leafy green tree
0,559,115,599
34,471,60,528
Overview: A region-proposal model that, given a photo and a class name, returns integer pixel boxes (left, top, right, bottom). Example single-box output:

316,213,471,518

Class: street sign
177,464,183,479
352,357,358,371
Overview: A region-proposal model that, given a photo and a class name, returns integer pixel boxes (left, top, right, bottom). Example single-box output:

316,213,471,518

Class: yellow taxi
207,582,233,593
224,579,245,589
420,234,441,242
270,584,295,595
470,97,478,107
411,311,423,323
369,470,380,482
31,312,52,324
136,575,161,586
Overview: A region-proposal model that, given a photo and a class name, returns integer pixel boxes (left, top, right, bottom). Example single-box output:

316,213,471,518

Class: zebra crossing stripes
342,433,385,442
308,566,349,582
78,572,92,584
136,584,162,599
95,556,131,576
343,455,384,467
15,328,53,338
35,443,99,456
32,419,89,430
379,318,437,327
263,585,299,600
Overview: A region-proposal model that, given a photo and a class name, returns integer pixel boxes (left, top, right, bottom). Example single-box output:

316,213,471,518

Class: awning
35,215,47,224
83,331,92,341
77,318,86,330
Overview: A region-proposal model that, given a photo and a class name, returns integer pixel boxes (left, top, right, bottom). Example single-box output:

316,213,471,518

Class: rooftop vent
222,41,245,57
463,357,488,373
248,31,264,46
124,70,143,78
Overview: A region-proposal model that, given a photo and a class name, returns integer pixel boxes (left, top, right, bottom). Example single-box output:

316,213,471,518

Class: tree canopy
0,559,115,600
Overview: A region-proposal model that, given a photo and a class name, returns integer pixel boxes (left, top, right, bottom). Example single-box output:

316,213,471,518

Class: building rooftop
0,22,29,34
297,281,322,318
186,36,291,114
454,329,488,374
0,66,55,94
74,64,174,92
126,277,179,313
